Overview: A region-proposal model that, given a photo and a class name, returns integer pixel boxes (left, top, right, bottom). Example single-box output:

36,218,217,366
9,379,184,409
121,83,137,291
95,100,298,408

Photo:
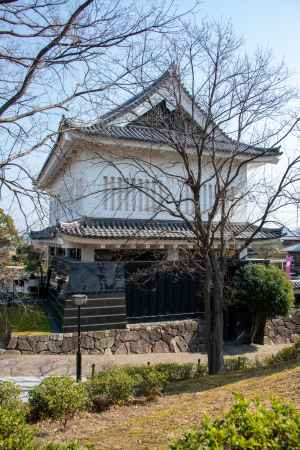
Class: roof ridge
99,67,174,124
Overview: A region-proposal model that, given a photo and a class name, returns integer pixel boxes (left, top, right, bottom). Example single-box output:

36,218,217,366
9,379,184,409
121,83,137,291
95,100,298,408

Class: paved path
0,343,290,378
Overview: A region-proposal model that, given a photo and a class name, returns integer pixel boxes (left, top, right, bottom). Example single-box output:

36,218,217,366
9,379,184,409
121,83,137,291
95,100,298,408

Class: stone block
94,340,105,353
169,337,179,353
17,337,32,352
152,340,170,353
182,332,196,344
162,326,178,337
81,334,95,350
114,342,129,354
169,336,189,352
50,333,64,341
273,319,284,327
62,337,75,353
87,332,97,338
277,326,290,337
48,340,62,353
34,340,49,353
285,321,295,330
6,336,18,350
292,313,300,325
129,340,152,354
176,336,189,352
184,320,198,332
119,331,139,342
95,336,115,350
161,332,173,344
149,329,162,341
137,331,153,343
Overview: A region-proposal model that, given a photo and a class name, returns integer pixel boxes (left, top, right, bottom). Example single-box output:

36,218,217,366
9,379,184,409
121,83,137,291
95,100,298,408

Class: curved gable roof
36,65,281,187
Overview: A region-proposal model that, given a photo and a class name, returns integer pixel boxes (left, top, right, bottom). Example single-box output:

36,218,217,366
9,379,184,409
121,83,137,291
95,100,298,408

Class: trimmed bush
233,264,294,343
193,363,207,377
224,356,250,372
139,367,167,399
126,366,168,399
154,362,207,380
170,395,300,449
0,406,33,450
0,380,22,409
266,338,300,366
87,369,135,411
29,376,88,426
155,363,195,381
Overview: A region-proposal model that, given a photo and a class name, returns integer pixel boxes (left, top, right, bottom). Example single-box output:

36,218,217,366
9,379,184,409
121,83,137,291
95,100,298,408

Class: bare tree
0,0,185,227
81,21,300,373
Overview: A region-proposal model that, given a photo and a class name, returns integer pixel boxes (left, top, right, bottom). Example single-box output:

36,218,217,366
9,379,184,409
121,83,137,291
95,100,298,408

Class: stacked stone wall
6,312,300,355
6,319,205,355
264,310,300,344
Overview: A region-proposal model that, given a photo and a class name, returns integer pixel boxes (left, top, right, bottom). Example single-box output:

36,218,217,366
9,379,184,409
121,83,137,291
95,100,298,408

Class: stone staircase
0,334,9,353
0,376,43,401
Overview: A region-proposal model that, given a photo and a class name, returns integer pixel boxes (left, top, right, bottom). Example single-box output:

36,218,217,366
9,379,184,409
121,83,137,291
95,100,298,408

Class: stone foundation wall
6,319,205,355
264,310,300,344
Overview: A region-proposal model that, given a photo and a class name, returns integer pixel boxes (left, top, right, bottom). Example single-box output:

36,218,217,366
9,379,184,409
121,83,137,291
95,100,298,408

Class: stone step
0,337,7,349
0,376,44,401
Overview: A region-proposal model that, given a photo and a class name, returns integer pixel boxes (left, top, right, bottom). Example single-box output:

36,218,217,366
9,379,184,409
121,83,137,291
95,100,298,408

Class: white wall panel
47,144,247,225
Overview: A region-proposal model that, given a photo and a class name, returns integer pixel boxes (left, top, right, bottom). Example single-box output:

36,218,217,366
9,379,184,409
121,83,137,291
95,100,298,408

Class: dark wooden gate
125,262,204,322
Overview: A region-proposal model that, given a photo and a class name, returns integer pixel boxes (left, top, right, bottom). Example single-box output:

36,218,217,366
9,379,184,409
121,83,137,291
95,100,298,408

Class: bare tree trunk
250,311,266,344
203,254,224,374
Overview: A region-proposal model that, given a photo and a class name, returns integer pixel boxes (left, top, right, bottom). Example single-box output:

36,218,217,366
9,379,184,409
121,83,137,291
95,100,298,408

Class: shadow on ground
165,359,300,396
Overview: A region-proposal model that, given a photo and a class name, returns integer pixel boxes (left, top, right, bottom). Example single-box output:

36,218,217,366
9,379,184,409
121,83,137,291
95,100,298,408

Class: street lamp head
72,294,88,306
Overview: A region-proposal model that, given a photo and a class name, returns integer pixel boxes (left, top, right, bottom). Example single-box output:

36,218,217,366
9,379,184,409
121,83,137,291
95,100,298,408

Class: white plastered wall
46,140,248,225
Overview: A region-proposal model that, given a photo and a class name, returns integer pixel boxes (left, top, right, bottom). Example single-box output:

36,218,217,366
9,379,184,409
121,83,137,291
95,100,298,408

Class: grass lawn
35,361,300,450
0,304,51,334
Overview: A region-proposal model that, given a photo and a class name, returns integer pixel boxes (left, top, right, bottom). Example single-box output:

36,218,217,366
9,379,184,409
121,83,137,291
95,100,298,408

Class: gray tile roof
285,243,300,253
37,67,280,183
70,122,279,156
100,68,173,125
31,218,282,242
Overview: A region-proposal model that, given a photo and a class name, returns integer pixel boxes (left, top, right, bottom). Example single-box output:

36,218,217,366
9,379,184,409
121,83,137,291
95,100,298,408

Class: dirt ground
0,343,290,377
34,361,300,450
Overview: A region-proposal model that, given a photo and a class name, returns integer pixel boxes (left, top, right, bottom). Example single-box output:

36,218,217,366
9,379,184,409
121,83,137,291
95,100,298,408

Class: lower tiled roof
31,218,281,242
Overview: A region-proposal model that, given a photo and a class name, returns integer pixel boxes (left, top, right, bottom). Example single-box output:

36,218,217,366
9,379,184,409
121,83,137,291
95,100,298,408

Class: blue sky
192,0,300,66
192,0,300,228
4,0,300,231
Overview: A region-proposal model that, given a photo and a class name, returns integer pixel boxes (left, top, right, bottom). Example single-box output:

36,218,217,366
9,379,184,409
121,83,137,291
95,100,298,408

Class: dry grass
35,361,300,450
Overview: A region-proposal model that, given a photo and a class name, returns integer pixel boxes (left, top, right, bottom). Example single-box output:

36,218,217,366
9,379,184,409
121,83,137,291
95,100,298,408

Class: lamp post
72,294,87,382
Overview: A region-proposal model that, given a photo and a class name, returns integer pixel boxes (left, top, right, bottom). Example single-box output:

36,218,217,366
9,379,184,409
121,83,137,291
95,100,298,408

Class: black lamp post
72,294,87,382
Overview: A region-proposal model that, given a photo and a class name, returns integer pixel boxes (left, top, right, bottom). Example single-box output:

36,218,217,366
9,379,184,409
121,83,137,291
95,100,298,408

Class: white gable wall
47,141,247,226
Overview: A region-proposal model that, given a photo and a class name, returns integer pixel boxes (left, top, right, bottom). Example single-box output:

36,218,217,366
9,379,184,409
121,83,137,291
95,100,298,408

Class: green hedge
125,366,168,399
29,377,89,426
170,395,300,449
87,369,135,411
266,338,300,366
0,380,22,410
155,363,201,381
0,406,33,450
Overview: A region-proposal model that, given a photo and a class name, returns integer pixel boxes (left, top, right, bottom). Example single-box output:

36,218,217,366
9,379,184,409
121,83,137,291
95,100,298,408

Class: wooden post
91,363,96,379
